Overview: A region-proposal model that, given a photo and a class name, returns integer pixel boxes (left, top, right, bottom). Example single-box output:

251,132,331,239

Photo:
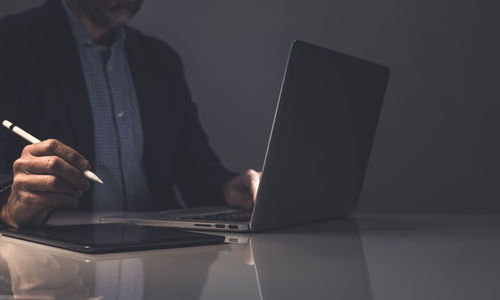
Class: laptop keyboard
185,211,252,222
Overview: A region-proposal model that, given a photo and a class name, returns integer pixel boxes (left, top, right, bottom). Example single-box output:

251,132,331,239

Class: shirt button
117,111,125,118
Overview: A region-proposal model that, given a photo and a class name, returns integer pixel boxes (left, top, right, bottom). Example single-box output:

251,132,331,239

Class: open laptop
101,40,390,232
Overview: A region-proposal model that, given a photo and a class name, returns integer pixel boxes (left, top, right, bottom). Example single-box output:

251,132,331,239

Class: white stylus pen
2,120,103,184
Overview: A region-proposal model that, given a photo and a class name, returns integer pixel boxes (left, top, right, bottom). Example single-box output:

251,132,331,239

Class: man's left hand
223,169,262,210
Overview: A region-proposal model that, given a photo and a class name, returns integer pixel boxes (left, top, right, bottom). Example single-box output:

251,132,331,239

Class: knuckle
45,139,59,152
45,175,58,187
246,169,258,179
46,138,58,145
12,159,25,172
12,173,27,187
66,151,77,162
249,169,258,177
67,152,84,168
21,145,32,156
61,148,72,160
45,157,55,169
46,156,61,170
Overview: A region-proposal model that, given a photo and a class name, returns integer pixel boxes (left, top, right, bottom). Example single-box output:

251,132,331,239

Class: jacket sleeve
171,64,238,207
0,15,32,203
0,27,16,200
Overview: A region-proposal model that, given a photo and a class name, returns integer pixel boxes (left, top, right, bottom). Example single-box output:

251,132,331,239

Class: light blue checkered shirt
62,0,152,210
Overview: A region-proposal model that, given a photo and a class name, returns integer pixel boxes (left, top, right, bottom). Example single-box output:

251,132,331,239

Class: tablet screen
2,223,225,253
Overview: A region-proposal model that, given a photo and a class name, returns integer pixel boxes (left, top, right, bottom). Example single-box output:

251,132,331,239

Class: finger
24,139,90,171
244,169,260,202
15,174,82,197
14,156,89,191
249,176,259,203
227,189,253,210
17,190,78,209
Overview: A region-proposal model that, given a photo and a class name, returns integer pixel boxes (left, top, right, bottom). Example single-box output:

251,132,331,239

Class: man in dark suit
0,0,261,228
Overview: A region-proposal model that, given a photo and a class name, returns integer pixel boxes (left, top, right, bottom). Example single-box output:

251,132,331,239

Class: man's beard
77,0,143,29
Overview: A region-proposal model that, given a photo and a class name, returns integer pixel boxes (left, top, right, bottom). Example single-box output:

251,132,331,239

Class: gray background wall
1,0,499,213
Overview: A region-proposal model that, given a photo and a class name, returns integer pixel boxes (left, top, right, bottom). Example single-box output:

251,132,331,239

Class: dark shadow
264,215,448,236
264,216,363,234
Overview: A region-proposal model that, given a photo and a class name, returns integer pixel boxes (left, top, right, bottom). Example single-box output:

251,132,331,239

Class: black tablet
1,223,225,254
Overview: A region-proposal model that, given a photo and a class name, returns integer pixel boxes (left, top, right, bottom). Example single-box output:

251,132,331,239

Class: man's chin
105,12,134,27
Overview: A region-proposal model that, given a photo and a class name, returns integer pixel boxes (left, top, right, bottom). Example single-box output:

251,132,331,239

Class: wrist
0,189,17,228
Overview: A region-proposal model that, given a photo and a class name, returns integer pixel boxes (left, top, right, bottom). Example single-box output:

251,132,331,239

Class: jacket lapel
125,30,182,209
35,0,95,163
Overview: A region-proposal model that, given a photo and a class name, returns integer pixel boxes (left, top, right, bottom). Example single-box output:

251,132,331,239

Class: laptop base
101,207,252,232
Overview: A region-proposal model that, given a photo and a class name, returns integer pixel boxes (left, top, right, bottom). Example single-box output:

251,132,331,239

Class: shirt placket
106,48,131,207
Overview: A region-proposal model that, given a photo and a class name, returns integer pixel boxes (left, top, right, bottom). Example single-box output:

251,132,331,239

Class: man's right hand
1,139,91,228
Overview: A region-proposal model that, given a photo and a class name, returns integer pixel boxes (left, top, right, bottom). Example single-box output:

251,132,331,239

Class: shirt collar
61,0,125,49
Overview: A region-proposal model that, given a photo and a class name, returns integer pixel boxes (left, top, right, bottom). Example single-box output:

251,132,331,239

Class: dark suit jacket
0,0,236,210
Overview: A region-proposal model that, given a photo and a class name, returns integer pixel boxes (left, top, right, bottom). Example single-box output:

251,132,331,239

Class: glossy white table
0,212,498,299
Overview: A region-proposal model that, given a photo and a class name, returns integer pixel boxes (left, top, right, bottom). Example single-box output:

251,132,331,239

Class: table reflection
0,218,371,300
244,218,372,300
2,213,499,299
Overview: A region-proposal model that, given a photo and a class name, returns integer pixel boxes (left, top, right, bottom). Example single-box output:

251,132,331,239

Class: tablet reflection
0,241,89,299
0,239,222,300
